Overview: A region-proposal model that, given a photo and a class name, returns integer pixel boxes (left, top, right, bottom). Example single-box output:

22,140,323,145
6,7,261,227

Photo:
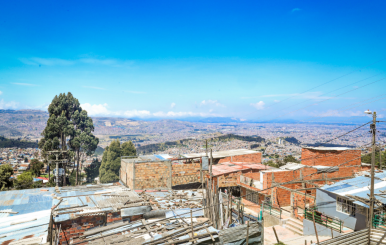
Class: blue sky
0,0,386,121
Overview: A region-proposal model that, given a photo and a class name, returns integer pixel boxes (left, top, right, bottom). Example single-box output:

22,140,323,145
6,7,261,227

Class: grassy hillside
0,136,38,148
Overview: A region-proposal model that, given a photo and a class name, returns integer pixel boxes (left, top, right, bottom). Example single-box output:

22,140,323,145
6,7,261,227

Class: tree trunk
76,150,80,186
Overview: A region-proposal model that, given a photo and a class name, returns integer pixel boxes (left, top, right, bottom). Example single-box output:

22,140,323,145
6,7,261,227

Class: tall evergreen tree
99,140,136,183
39,92,98,186
70,110,99,185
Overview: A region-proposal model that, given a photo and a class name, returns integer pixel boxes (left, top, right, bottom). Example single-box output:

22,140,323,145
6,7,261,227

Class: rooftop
320,171,386,207
182,149,260,159
304,146,355,151
212,162,273,176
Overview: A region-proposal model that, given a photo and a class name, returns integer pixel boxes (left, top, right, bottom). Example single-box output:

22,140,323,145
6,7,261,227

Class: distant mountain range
0,109,372,125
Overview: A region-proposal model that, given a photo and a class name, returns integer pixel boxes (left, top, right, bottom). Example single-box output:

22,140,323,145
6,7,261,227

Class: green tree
99,140,136,183
362,149,386,168
0,164,14,190
24,157,28,163
70,110,99,185
266,160,279,168
29,159,44,177
283,155,300,164
39,93,81,186
15,172,34,190
39,93,98,186
85,159,101,183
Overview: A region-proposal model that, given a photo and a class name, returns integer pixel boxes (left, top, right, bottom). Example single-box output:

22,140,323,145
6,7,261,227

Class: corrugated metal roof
320,171,386,206
0,209,50,244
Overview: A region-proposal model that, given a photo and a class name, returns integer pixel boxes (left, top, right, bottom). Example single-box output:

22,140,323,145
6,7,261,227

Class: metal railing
263,203,282,219
373,214,386,230
305,208,343,233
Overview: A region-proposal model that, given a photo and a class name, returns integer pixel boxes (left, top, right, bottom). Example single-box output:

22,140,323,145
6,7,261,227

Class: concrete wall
120,160,134,189
263,212,283,227
302,148,361,167
218,152,262,164
303,218,342,237
315,189,368,231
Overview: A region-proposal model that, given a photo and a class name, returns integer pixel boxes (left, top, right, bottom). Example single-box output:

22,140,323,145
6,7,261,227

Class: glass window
336,196,356,216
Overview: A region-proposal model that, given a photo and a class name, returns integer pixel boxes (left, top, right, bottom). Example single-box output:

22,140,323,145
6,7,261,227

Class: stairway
285,218,304,236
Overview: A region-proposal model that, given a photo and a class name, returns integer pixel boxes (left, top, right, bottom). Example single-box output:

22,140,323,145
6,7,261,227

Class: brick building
236,147,366,220
301,147,361,167
121,156,201,190
183,149,262,165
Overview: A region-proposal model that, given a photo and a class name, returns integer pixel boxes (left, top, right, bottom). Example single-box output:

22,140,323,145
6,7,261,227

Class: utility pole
206,140,208,157
380,146,382,170
368,110,377,237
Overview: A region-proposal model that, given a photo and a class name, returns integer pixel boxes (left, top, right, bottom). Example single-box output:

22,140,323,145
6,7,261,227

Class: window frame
336,196,356,217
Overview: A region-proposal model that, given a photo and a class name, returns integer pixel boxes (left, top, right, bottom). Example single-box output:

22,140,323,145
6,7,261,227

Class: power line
262,72,385,119
261,76,386,123
263,57,386,110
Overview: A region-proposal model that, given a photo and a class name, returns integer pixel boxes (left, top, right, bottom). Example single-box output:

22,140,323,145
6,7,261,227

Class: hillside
0,136,38,148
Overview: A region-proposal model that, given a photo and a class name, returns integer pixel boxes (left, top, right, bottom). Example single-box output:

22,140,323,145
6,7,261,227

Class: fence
263,203,282,219
373,214,386,231
305,207,343,233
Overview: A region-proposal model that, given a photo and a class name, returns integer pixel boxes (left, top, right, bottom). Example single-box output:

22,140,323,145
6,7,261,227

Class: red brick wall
122,161,202,190
293,191,315,209
56,212,143,244
134,161,171,190
301,148,361,167
218,152,262,164
262,165,360,208
172,163,201,186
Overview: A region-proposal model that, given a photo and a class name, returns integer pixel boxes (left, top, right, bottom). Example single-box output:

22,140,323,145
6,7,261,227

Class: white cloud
200,100,225,107
171,102,176,109
250,101,265,110
81,103,110,116
0,91,2,95
0,99,19,109
153,111,205,117
81,102,219,118
310,110,365,117
291,8,301,13
124,110,151,117
19,57,134,67
82,86,106,90
11,82,38,86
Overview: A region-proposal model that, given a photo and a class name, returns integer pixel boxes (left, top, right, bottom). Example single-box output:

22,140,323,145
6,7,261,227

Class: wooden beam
296,188,318,191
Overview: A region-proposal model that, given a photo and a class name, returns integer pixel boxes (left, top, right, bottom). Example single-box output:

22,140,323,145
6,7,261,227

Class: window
246,189,259,204
336,196,356,216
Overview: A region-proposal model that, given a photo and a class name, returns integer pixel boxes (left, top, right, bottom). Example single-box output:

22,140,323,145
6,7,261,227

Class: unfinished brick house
237,147,366,220
121,149,263,190
120,155,202,190
182,149,262,165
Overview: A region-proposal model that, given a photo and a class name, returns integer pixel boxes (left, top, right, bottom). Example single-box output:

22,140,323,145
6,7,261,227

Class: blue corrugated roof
320,171,386,206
